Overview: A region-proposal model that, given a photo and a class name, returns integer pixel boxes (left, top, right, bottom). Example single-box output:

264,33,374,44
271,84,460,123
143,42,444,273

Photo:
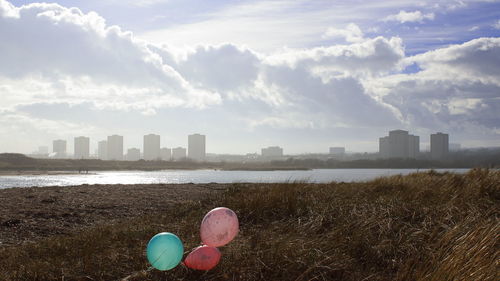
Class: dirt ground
0,183,227,246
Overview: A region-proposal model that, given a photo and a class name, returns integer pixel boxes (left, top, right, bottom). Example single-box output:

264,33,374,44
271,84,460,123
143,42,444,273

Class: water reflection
0,169,469,189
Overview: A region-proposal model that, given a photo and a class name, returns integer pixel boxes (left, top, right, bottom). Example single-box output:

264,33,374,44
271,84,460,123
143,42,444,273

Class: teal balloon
146,232,184,271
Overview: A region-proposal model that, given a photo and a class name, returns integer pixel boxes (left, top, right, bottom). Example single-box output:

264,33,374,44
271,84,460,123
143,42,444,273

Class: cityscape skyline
27,130,459,161
25,129,474,157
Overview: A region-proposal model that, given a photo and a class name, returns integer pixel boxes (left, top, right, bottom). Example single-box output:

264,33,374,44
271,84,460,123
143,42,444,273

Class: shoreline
0,170,94,176
0,167,312,176
0,167,480,177
2,153,493,173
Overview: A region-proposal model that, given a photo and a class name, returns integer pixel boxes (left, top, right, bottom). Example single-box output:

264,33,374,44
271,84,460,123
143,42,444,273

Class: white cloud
371,37,500,132
0,0,221,112
266,36,405,79
322,23,365,43
407,37,500,85
174,44,261,93
145,36,405,131
384,10,435,23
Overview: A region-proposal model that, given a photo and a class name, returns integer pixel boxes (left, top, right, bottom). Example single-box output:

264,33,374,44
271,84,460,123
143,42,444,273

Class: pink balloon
200,207,239,247
184,245,221,270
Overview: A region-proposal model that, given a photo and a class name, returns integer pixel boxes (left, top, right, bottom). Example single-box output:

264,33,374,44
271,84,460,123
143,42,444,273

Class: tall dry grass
0,169,498,280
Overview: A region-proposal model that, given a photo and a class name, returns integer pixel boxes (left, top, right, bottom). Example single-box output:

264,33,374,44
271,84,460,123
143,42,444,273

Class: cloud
374,37,500,133
384,10,435,23
174,44,261,93
265,36,405,79
0,0,407,135
493,19,500,29
407,37,500,85
144,36,406,130
322,23,365,43
0,0,221,112
258,64,400,128
137,0,499,56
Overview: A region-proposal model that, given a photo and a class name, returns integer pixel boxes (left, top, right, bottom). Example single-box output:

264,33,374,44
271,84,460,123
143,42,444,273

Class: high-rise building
52,139,67,158
389,130,409,158
379,136,389,158
98,140,107,160
74,136,90,159
188,134,206,161
172,147,187,160
408,135,420,159
379,130,419,159
261,146,283,158
431,132,449,160
160,147,172,161
143,134,161,160
107,135,123,161
127,148,141,161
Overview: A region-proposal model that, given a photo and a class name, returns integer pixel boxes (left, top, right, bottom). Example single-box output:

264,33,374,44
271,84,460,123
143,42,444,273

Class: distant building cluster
29,129,455,162
41,135,291,162
42,133,207,162
379,130,449,160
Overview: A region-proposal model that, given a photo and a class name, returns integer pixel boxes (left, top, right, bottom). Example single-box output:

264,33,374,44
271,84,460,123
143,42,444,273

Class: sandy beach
0,183,227,246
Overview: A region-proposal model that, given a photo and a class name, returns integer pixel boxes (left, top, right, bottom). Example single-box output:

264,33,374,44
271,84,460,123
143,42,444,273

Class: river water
0,168,470,189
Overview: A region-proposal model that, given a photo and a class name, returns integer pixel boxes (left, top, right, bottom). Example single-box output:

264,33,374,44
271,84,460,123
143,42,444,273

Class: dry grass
0,169,498,280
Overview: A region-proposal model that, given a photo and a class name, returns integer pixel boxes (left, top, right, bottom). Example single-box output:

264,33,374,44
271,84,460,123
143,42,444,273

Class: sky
0,0,499,155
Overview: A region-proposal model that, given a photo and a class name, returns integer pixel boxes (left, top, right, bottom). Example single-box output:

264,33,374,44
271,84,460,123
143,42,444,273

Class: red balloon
184,245,221,270
200,207,239,247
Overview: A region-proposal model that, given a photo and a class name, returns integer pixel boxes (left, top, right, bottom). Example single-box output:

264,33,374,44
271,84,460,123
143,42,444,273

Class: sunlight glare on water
0,169,470,189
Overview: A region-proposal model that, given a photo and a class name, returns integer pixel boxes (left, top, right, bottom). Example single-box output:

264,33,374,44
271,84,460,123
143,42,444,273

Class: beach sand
0,183,227,246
